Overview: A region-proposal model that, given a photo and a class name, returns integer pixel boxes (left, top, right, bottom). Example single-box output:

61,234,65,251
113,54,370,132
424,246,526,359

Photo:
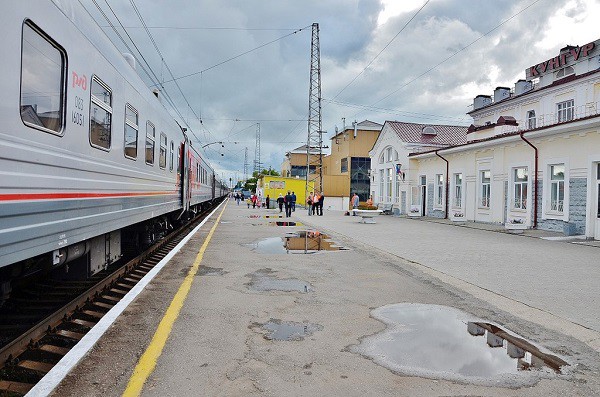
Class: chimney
514,79,533,95
353,121,357,138
473,95,492,110
493,87,511,103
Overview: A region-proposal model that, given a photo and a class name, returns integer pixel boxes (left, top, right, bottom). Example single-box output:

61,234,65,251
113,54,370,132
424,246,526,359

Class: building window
90,77,112,149
379,152,385,164
480,170,491,208
549,164,564,212
386,168,393,202
146,121,155,165
159,133,167,169
557,99,574,123
453,173,462,208
379,169,384,201
513,167,528,210
169,141,174,171
395,173,401,203
341,157,348,173
350,157,370,201
435,174,443,207
386,147,393,162
394,150,399,161
527,110,536,129
124,104,138,159
20,21,66,134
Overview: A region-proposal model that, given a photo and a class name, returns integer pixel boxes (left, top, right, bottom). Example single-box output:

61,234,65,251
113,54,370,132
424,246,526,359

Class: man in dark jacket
284,191,293,217
317,191,325,216
277,194,284,213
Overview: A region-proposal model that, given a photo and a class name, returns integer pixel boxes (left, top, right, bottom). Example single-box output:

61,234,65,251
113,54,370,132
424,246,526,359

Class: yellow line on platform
122,203,227,397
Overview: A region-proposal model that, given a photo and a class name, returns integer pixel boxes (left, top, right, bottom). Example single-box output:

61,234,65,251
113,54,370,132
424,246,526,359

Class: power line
329,0,430,102
366,0,544,109
99,25,301,31
156,25,311,85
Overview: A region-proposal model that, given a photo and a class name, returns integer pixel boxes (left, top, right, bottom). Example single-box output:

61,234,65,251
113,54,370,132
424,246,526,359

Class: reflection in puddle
352,303,568,387
264,215,284,219
246,269,312,292
259,319,323,341
250,232,347,254
269,221,304,227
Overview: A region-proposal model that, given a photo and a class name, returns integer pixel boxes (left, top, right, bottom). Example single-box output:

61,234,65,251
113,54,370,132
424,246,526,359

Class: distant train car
0,1,224,300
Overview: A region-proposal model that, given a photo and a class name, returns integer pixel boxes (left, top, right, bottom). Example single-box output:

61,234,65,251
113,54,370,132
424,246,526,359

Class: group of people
307,191,324,216
276,191,296,217
233,191,245,205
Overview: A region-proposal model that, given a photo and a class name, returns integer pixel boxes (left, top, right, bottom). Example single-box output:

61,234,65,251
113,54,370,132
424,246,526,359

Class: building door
420,175,427,217
595,163,600,239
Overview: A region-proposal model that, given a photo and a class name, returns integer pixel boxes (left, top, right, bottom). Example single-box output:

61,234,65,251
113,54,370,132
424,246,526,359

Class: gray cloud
86,0,595,183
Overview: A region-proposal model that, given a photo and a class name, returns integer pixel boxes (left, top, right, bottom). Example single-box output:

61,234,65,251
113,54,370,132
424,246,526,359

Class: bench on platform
377,203,393,215
352,209,383,223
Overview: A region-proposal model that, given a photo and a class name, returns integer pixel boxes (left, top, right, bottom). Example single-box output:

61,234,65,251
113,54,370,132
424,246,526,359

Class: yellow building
322,120,382,209
258,175,315,209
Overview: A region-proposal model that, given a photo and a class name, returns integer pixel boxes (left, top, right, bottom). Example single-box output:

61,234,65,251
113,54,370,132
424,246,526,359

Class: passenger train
0,1,226,300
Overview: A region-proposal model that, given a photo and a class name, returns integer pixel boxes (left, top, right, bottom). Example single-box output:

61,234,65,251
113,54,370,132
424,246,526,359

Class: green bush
358,205,378,210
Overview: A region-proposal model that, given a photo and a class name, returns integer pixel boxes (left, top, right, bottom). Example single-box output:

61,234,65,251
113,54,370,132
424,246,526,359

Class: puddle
248,214,261,218
246,269,312,292
250,231,347,254
351,303,569,387
269,221,304,227
264,215,284,219
257,319,323,341
220,221,232,224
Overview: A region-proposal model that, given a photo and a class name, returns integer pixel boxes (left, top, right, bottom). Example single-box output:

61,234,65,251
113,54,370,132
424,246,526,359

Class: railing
493,101,600,135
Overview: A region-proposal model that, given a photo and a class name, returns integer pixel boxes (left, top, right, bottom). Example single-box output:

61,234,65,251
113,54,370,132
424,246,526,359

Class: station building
370,38,600,239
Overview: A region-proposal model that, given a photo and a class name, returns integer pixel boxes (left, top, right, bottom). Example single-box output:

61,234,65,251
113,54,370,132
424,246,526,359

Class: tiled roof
385,121,468,146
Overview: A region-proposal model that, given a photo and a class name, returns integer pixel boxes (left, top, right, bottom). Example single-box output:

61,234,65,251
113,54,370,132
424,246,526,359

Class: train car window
177,144,181,174
20,21,66,134
159,133,167,169
124,104,138,159
169,141,174,171
90,77,112,150
146,121,155,165
197,163,200,182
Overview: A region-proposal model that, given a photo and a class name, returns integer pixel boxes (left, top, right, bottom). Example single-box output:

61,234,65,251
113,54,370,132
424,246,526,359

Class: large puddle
257,319,323,341
269,221,304,227
250,231,347,254
246,269,312,293
351,303,569,387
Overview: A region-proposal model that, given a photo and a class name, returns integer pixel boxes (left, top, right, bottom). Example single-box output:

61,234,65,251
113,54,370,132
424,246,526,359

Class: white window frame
435,174,443,208
512,167,528,210
145,121,155,165
395,172,401,203
542,159,569,221
386,168,393,203
527,110,536,130
124,104,138,160
557,99,574,123
386,147,393,162
479,170,491,209
379,169,384,201
169,140,174,171
89,76,112,151
159,132,167,169
453,173,463,209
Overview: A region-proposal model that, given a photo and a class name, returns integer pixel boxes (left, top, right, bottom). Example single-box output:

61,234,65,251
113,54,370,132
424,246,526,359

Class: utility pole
253,123,261,175
306,23,323,196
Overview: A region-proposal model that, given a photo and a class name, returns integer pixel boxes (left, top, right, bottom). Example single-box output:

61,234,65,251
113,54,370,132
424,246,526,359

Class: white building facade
377,39,600,238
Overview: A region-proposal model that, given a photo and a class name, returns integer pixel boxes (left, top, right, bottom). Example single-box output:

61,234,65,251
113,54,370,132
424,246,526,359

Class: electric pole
306,23,323,196
253,123,261,175
243,146,249,182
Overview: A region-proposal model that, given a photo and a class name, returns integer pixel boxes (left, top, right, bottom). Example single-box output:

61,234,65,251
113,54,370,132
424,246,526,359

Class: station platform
48,200,600,396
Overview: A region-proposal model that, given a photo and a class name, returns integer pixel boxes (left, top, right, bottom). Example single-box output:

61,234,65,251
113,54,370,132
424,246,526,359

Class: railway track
0,199,223,396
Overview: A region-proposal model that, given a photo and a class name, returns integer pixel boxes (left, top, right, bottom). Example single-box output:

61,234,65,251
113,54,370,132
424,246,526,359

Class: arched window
527,110,536,130
379,152,385,164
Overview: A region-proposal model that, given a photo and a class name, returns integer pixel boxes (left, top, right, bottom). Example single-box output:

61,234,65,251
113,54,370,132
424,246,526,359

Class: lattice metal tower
243,146,249,182
253,123,261,175
306,23,323,194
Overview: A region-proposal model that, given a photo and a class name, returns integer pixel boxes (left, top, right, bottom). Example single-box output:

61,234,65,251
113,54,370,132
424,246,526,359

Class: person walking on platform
284,191,293,217
317,191,325,216
351,192,359,215
307,192,314,216
277,194,284,213
266,195,270,209
291,191,297,212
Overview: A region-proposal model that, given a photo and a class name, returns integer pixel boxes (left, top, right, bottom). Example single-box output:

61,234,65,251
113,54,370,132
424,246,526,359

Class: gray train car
0,1,224,300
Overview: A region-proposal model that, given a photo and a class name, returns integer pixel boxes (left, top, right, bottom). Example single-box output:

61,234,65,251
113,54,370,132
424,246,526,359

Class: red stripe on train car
0,191,178,202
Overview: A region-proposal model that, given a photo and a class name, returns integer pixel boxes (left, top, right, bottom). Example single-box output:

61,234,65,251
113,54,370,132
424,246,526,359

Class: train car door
180,141,190,211
212,174,216,199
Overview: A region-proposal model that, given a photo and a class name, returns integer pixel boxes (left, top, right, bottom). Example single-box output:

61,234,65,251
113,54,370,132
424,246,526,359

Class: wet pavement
52,201,600,397
249,231,346,254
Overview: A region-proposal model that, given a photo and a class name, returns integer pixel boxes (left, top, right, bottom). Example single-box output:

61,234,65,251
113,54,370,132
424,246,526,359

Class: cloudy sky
84,0,599,184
